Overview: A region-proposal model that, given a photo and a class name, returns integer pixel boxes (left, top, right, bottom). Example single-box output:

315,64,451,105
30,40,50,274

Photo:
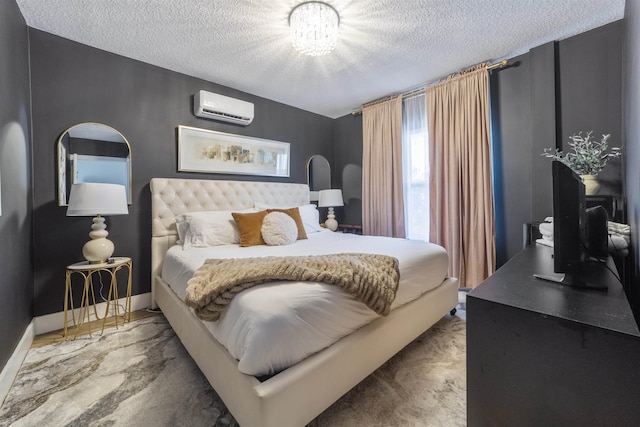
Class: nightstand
338,224,363,235
64,257,132,339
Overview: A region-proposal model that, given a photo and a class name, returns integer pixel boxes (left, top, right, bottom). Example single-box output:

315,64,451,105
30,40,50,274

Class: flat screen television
533,160,608,291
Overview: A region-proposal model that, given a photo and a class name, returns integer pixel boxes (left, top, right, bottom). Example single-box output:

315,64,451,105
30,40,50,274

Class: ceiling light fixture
289,2,340,57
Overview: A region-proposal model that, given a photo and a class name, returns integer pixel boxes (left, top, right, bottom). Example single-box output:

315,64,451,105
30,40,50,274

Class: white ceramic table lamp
318,189,344,231
67,183,129,264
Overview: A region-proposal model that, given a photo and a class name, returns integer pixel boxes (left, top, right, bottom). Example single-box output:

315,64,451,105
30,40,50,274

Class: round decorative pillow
261,212,298,246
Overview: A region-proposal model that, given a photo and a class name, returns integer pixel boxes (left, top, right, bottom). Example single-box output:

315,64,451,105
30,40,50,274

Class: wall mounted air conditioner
194,90,254,126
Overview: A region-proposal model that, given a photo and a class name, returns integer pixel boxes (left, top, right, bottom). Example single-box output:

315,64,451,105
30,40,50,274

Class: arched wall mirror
57,122,132,206
306,155,331,201
342,163,363,224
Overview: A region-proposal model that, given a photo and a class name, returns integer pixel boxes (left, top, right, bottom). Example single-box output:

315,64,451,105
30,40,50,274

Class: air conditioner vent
201,108,248,122
194,91,254,126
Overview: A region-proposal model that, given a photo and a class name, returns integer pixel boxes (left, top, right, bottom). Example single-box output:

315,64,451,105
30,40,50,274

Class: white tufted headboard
150,178,310,304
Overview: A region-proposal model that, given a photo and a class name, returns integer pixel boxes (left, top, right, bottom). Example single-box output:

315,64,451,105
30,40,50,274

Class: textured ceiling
16,0,625,118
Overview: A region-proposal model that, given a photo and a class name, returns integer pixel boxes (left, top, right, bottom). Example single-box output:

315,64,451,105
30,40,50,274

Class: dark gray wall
558,21,624,201
623,1,640,315
529,43,558,222
490,52,533,267
0,1,33,368
333,113,363,226
490,42,557,267
491,22,623,266
29,29,334,316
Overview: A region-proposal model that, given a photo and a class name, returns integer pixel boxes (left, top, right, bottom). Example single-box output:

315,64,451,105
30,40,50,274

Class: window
402,93,429,241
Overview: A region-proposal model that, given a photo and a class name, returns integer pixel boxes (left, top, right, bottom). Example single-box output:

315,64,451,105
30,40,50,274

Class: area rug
0,309,466,427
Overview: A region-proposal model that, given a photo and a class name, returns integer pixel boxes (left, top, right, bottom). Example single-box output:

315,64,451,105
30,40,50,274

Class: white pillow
254,202,323,233
176,209,254,248
261,212,298,246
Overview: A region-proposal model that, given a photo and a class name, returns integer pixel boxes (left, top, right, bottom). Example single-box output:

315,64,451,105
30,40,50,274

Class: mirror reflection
342,163,363,224
307,155,331,201
57,123,132,206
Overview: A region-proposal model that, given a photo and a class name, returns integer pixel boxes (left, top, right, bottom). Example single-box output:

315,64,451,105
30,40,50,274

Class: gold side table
64,257,132,339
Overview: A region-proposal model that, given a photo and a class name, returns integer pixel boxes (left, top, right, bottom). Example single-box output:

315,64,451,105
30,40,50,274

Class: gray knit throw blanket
185,253,400,321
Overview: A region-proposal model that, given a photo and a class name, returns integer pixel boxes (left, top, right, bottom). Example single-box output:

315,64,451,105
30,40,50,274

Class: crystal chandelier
289,2,340,57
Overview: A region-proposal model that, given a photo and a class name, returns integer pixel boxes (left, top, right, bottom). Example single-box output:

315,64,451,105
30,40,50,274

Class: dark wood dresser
467,244,640,426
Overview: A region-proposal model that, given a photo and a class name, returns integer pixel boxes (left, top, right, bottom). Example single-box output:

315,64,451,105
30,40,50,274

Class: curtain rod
351,59,508,116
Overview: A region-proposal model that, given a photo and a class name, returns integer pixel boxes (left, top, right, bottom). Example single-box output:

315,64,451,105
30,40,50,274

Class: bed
150,178,459,427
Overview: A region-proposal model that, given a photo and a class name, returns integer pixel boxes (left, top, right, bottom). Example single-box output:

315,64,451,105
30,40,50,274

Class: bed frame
150,177,459,427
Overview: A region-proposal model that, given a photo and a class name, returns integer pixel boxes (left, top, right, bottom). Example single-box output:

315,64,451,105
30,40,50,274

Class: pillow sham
175,209,254,248
261,212,298,246
254,202,323,234
266,207,307,240
232,210,269,247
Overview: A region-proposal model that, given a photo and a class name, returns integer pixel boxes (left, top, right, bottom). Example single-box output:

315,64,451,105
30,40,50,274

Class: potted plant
542,131,621,195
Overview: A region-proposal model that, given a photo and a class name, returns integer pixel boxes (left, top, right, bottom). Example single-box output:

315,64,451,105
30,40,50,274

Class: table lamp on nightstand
67,183,129,264
318,189,344,232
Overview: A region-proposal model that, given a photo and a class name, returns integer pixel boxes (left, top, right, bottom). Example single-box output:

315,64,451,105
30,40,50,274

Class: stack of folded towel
608,221,630,257
536,218,555,248
535,217,630,257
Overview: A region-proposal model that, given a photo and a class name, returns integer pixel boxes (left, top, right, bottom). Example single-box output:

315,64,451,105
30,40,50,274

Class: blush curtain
362,96,405,237
426,67,495,287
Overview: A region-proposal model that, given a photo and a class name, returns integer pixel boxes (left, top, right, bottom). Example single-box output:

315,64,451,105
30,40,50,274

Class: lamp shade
67,183,129,216
318,189,344,207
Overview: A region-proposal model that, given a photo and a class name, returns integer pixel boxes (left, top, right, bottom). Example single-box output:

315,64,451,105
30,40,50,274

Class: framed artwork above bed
177,125,290,177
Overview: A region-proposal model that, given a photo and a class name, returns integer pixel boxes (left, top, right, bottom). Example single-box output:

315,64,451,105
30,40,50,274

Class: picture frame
178,125,290,177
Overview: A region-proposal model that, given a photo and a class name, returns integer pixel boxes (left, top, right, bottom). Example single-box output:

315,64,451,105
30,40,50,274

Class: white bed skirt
154,273,458,427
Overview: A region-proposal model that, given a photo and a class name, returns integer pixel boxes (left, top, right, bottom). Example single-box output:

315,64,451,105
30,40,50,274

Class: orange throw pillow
267,207,308,240
232,210,269,247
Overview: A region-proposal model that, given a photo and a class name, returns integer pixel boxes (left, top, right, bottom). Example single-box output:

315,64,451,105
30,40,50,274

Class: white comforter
162,230,449,376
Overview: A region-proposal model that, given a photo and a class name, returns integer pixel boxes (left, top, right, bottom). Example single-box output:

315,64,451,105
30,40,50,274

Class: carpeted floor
0,306,466,427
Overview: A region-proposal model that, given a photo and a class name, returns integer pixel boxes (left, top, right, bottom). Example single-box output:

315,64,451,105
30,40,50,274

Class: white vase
581,174,600,195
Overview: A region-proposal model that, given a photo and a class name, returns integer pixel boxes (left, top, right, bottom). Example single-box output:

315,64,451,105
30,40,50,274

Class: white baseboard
1,293,153,405
0,321,34,405
33,292,152,335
